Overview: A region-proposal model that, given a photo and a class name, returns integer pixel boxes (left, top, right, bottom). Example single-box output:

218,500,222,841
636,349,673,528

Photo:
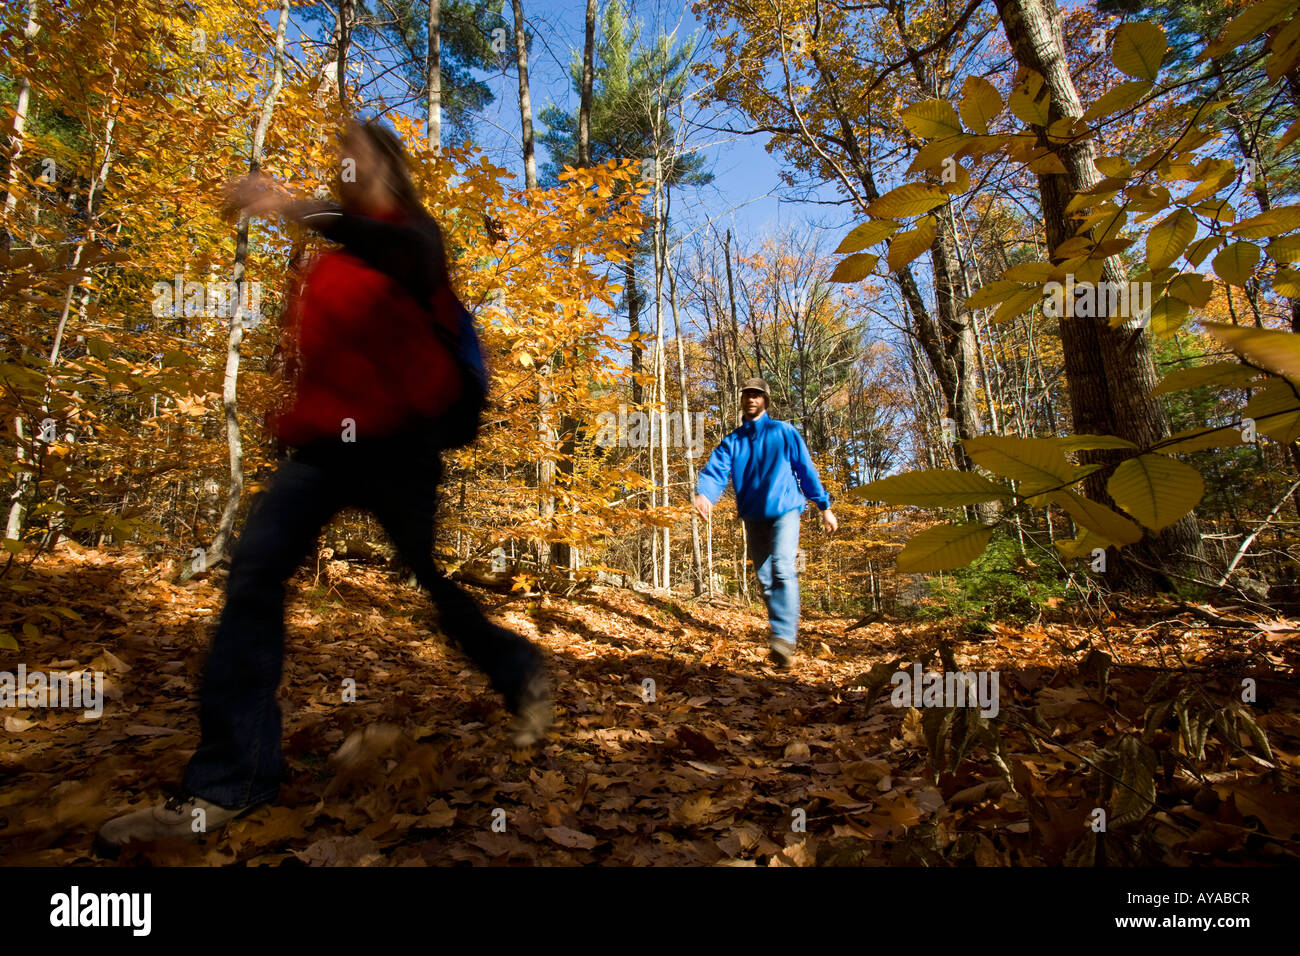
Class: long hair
347,118,423,212
344,118,452,292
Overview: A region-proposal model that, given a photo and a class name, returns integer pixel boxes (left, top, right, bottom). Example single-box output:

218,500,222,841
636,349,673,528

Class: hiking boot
94,794,255,858
768,639,796,670
508,669,552,747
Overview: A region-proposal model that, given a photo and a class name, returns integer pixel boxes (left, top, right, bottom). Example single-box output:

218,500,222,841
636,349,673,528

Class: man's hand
822,508,838,534
693,494,713,521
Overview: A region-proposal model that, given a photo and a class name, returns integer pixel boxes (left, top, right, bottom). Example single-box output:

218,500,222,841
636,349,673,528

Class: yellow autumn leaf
887,217,936,272
1112,21,1167,81
1212,242,1261,287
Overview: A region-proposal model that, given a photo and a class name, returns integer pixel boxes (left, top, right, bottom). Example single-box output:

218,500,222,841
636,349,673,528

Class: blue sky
465,1,836,242
272,2,860,323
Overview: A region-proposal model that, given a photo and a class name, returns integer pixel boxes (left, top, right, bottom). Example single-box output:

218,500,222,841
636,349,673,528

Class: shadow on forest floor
1,544,1299,866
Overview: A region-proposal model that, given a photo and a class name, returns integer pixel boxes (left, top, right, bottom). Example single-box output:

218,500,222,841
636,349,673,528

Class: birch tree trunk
651,151,670,590
668,235,702,595
336,0,354,108
8,59,118,545
426,0,441,155
206,0,290,569
0,0,40,253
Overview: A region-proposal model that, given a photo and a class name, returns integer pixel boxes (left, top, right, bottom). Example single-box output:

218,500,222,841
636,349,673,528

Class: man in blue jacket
693,378,837,669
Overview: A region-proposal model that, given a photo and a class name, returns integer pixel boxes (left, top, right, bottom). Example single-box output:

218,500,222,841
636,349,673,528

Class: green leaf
958,76,1002,134
1201,321,1300,386
850,470,1013,507
962,436,1080,494
1149,361,1262,396
161,350,194,368
830,253,879,283
0,633,17,651
866,183,948,219
900,99,964,139
896,523,995,573
1107,454,1204,531
835,220,899,254
1212,242,1261,287
1049,489,1144,546
1145,209,1197,270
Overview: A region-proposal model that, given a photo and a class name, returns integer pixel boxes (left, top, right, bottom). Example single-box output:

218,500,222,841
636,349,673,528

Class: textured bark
426,0,441,154
336,0,354,107
578,0,596,168
0,0,40,254
806,42,980,471
511,0,537,190
995,0,1204,589
208,0,291,569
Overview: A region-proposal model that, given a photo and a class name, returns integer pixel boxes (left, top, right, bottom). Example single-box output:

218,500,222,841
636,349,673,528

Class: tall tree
427,0,441,153
209,0,292,569
994,0,1205,586
578,0,596,168
512,0,536,190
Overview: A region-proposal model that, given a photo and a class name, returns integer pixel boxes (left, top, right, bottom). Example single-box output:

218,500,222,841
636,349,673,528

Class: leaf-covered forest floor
2,541,1299,866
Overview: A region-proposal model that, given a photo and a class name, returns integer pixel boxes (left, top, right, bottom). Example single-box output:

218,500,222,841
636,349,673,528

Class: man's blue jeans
744,508,802,646
181,422,542,810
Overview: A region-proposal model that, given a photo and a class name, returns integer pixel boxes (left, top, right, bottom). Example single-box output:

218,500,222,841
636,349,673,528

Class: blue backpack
431,284,488,449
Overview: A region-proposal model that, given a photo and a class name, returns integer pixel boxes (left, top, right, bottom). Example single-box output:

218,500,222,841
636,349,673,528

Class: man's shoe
768,640,796,670
509,670,552,747
94,794,254,858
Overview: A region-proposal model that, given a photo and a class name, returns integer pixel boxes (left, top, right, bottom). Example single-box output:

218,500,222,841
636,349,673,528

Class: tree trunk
994,0,1204,590
625,255,646,581
511,0,537,190
336,0,354,107
651,149,670,590
8,59,118,546
0,0,40,254
207,0,291,568
426,0,441,154
669,244,703,596
578,0,596,168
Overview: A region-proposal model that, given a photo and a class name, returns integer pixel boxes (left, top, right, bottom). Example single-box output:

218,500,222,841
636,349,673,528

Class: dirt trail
1,545,1297,865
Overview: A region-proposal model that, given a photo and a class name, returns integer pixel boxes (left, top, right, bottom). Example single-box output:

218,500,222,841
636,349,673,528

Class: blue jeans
744,508,802,646
182,422,542,810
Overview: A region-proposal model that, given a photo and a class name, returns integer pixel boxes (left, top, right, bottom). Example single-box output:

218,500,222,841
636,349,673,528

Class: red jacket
271,211,463,447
